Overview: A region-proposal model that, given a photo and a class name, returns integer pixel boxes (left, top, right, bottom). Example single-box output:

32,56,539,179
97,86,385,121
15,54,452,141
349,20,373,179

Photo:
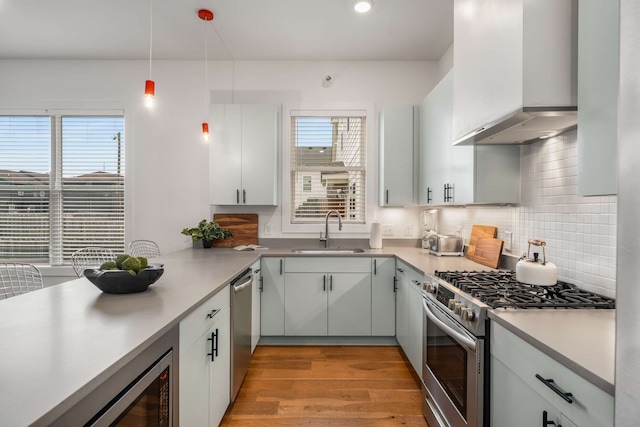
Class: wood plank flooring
220,345,428,426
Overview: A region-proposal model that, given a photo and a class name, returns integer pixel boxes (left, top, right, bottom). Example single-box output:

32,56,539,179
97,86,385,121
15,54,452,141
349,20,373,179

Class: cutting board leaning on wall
467,224,503,269
212,214,259,247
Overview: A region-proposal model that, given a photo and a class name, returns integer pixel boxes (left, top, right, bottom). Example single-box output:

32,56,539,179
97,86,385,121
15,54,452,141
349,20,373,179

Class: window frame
281,103,375,234
0,109,126,265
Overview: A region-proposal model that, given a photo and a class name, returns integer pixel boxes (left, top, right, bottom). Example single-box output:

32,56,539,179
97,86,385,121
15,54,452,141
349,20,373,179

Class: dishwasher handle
231,268,253,293
233,276,252,293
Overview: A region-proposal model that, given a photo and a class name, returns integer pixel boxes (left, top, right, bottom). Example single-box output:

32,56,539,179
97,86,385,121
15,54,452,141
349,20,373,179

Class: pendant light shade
199,9,214,142
145,0,155,108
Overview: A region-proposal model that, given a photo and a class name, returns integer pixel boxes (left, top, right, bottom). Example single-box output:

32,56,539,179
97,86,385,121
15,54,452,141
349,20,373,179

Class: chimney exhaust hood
452,0,578,146
452,106,577,146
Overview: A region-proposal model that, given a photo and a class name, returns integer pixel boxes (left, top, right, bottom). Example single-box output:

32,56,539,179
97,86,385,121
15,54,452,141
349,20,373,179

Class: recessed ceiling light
354,0,374,13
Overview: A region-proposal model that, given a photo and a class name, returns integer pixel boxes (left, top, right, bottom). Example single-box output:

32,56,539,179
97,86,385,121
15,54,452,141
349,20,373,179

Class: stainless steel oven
422,296,484,427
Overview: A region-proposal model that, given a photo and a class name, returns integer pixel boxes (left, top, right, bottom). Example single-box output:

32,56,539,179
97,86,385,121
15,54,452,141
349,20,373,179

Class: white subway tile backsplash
439,130,617,296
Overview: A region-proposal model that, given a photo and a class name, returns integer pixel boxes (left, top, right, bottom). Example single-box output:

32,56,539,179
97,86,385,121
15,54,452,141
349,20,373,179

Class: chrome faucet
321,210,343,248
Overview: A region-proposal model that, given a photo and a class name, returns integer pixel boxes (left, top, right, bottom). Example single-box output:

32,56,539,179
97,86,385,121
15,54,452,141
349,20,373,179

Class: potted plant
181,219,233,248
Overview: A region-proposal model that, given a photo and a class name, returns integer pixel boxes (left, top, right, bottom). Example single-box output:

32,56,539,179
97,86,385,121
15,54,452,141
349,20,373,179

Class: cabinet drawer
491,322,613,427
396,260,424,288
285,257,371,273
180,285,230,351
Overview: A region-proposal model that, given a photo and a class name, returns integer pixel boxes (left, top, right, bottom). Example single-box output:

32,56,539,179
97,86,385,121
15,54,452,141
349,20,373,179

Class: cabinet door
395,266,409,352
371,258,396,336
210,104,243,205
380,105,415,206
240,105,278,205
407,282,424,376
251,261,261,352
261,258,285,336
284,273,328,336
209,308,231,427
327,272,372,336
179,331,210,426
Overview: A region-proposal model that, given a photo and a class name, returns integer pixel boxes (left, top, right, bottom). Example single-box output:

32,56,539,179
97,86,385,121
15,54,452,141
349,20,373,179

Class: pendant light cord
149,0,153,79
204,18,208,122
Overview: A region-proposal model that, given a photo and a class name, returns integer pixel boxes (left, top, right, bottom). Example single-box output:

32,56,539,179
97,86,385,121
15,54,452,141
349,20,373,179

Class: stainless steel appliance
421,270,615,427
230,267,253,401
424,235,464,256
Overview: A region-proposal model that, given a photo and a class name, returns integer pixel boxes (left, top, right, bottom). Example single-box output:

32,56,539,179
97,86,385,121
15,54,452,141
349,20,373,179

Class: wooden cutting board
467,224,498,259
212,214,258,248
467,237,504,269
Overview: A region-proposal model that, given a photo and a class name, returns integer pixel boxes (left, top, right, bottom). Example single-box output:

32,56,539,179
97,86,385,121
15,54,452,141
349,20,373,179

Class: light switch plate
382,224,393,236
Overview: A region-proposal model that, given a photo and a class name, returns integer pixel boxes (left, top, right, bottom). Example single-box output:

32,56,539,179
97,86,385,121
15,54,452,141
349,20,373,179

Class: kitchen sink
290,248,366,254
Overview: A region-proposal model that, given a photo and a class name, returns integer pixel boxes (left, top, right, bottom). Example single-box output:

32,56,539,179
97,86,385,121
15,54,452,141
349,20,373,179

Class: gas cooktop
434,270,615,309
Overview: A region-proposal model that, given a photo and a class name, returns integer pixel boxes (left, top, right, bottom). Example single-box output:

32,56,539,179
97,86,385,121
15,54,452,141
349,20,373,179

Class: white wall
0,59,439,257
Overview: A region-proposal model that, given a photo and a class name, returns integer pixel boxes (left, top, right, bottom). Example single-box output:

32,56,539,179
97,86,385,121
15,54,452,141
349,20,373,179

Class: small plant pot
202,239,213,248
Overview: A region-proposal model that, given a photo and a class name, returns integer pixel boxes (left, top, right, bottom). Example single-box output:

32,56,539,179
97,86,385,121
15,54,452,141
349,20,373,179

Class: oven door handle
423,298,477,351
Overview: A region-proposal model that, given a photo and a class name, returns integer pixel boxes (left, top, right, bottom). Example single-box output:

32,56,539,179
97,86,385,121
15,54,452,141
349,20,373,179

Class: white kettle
516,239,558,286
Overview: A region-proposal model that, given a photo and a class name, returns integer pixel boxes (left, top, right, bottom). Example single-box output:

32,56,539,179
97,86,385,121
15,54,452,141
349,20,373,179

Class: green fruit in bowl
116,254,131,269
121,257,141,273
99,261,118,271
137,256,149,270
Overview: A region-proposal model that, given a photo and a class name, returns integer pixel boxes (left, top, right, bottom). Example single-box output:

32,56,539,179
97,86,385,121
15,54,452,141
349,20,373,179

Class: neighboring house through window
289,111,367,225
0,112,125,264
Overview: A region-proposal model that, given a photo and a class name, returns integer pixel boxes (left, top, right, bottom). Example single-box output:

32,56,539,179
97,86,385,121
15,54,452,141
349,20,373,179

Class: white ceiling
0,0,453,61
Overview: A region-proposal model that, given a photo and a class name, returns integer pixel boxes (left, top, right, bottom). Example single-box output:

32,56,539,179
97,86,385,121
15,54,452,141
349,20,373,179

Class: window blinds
0,114,125,263
290,115,366,223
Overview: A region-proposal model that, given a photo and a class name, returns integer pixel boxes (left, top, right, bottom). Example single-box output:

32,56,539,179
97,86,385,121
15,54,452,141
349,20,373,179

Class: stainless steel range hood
452,107,578,146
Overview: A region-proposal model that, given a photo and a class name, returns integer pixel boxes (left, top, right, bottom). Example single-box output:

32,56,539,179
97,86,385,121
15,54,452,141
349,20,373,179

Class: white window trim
281,103,375,234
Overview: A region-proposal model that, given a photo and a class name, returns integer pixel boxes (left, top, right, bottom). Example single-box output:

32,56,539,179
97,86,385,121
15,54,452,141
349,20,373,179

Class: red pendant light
199,9,214,142
144,0,155,107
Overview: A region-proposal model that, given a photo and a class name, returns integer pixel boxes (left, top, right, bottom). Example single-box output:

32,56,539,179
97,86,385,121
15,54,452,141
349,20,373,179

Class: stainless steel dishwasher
230,267,253,401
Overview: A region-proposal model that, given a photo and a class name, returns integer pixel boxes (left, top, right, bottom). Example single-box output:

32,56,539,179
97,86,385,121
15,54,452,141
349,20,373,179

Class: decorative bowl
84,264,164,294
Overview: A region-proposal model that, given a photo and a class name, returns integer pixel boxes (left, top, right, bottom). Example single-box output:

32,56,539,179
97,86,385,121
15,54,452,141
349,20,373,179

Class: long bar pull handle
280,259,283,275
396,267,404,273
329,275,333,291
393,276,397,292
243,189,246,204
385,189,389,205
373,259,377,275
259,276,263,292
236,189,240,204
206,308,221,319
427,187,432,204
323,275,326,291
536,374,573,403
207,328,219,362
542,411,562,426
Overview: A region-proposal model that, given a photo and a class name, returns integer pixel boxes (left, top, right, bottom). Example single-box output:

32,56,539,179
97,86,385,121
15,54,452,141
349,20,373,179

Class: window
0,113,125,264
290,113,366,224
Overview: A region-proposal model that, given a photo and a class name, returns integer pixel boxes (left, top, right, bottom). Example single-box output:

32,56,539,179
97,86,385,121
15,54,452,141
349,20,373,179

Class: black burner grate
435,270,615,309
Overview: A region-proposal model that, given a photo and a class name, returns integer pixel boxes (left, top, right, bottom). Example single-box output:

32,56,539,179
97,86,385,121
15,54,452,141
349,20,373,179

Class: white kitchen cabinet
453,0,576,143
251,260,261,353
371,257,396,336
209,104,278,205
284,258,372,336
577,0,619,196
260,257,285,336
379,105,418,206
491,322,613,427
395,260,424,376
180,286,231,427
420,70,521,205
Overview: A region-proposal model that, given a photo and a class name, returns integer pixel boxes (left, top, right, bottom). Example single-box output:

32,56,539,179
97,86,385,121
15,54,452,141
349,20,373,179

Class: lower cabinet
491,322,613,427
371,257,396,336
260,257,285,336
179,286,231,427
395,260,424,376
283,257,372,336
251,260,261,353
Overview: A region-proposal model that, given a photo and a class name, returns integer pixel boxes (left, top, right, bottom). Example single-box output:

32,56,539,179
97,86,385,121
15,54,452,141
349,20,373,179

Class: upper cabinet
209,104,279,205
453,0,578,145
577,0,619,196
379,105,418,206
420,70,521,205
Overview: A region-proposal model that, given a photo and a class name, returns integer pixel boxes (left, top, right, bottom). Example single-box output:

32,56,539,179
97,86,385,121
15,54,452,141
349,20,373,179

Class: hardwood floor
220,345,428,426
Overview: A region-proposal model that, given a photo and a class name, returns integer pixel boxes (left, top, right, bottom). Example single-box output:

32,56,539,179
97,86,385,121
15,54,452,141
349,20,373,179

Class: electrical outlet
504,231,513,251
404,224,413,236
264,224,272,236
382,224,393,236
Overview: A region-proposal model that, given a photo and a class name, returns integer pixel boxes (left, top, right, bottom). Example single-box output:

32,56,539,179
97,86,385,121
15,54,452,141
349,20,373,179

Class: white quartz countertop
489,309,615,395
0,246,616,425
